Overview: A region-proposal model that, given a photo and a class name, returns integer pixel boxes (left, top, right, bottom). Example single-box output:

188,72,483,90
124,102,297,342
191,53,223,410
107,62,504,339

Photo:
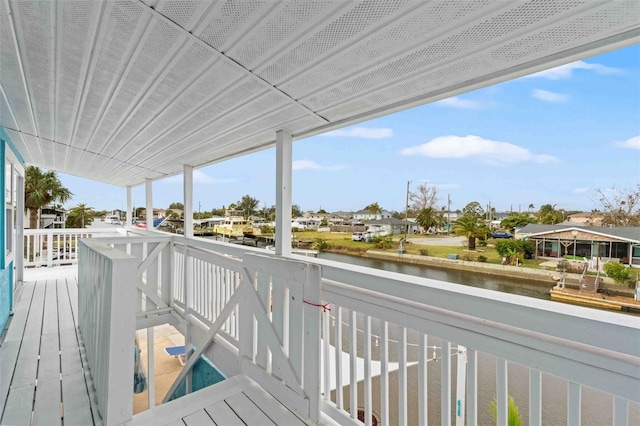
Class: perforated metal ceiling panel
1,0,638,186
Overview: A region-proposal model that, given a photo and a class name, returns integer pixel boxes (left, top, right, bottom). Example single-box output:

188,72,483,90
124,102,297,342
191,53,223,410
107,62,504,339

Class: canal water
317,252,640,425
318,252,554,299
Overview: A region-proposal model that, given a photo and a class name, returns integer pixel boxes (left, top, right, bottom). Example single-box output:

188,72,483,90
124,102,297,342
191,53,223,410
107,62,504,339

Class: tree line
24,167,640,229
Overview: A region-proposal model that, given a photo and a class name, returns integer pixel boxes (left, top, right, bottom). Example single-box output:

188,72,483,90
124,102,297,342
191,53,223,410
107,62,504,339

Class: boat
213,210,262,239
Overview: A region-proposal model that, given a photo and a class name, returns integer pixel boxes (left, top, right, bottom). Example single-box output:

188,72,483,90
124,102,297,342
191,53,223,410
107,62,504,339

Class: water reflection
319,252,553,300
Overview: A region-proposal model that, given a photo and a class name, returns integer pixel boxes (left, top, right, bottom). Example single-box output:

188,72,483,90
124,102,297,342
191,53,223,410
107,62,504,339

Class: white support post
126,186,132,226
275,130,292,256
146,179,153,230
15,174,24,284
183,165,193,238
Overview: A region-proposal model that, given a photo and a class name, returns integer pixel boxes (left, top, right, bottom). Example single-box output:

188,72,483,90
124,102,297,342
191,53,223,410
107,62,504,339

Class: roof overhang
526,227,640,244
1,0,639,186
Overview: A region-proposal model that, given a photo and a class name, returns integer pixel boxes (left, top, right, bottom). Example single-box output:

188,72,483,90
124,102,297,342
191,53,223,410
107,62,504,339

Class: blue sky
59,44,640,214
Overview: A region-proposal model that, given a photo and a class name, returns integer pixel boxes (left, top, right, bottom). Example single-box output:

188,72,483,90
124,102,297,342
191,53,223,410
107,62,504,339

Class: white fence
24,228,125,267
68,228,640,425
77,238,138,425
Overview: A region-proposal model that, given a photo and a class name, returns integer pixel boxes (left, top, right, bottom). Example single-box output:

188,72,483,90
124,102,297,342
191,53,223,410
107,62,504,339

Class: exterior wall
1,126,25,331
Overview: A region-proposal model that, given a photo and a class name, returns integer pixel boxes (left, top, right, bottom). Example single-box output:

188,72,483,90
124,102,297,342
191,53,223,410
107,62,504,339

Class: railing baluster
335,306,343,410
418,334,427,426
399,325,407,426
349,309,357,419
568,382,581,426
466,348,478,426
529,369,542,426
323,306,330,401
363,314,372,426
380,319,389,426
613,396,628,425
496,358,508,426
441,340,451,426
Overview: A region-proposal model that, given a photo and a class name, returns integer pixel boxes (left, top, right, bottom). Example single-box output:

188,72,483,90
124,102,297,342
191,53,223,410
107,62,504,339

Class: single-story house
517,224,640,267
366,217,416,236
353,209,393,221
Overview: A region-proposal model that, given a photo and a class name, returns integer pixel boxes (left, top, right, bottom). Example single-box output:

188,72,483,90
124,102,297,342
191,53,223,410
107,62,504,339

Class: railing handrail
304,255,639,356
24,227,125,235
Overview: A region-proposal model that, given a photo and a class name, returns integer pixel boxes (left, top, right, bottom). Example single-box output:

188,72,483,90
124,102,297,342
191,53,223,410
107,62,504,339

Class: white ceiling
1,0,639,187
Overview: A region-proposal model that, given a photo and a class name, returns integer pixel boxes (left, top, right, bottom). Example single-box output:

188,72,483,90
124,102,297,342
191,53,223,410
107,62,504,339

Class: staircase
581,274,600,293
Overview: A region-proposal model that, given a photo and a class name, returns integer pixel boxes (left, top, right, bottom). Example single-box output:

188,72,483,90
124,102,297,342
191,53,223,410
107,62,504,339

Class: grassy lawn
295,230,511,264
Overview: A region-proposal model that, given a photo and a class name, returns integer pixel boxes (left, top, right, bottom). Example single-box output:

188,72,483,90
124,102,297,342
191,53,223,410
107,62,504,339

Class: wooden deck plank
60,329,83,376
243,383,306,425
42,280,59,335
204,401,245,426
5,336,40,388
0,340,20,406
32,378,62,426
225,392,276,426
182,409,216,425
23,281,46,337
65,277,79,324
38,333,61,382
56,280,76,331
0,383,34,425
61,371,94,426
3,282,35,342
131,376,246,425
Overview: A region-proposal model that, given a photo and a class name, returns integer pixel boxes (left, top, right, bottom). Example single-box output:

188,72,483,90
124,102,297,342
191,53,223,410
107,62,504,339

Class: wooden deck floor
131,375,307,426
1,266,97,426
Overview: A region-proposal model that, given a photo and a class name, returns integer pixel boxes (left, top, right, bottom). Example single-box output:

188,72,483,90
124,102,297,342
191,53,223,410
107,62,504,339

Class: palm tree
453,214,487,250
66,203,95,228
365,202,381,219
25,166,72,229
416,207,438,233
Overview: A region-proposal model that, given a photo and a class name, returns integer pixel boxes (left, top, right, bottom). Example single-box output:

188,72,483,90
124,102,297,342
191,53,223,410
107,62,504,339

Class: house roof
2,1,638,187
519,224,640,243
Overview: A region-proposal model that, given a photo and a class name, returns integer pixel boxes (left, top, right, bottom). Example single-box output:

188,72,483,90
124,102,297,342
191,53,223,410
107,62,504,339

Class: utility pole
405,180,410,239
447,194,451,232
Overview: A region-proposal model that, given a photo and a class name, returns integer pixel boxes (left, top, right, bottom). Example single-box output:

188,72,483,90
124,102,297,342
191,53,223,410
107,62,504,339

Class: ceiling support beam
183,165,194,238
146,179,154,230
275,130,292,256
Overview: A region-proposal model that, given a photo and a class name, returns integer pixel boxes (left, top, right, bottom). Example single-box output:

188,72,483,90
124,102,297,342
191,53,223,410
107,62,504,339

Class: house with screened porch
1,1,639,425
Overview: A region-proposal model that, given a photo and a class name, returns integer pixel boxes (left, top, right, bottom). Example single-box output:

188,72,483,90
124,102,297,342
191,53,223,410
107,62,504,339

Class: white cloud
293,160,348,171
400,135,557,165
434,96,483,109
324,127,392,139
165,170,236,184
524,60,623,80
532,89,569,103
614,135,640,150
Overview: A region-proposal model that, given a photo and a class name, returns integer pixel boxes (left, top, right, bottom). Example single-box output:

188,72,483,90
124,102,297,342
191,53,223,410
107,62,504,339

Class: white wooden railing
76,229,640,425
313,259,640,425
24,228,125,267
77,238,138,425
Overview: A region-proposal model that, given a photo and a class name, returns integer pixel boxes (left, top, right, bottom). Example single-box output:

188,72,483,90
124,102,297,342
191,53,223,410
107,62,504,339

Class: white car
352,232,365,241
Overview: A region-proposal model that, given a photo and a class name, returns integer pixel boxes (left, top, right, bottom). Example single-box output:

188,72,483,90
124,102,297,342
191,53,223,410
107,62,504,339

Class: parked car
492,231,513,239
352,232,365,241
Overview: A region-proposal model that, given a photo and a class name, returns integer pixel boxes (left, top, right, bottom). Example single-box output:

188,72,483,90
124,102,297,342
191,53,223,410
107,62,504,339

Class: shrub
489,396,523,426
556,259,569,272
478,239,488,247
494,239,534,264
603,262,634,285
419,248,429,256
462,253,473,261
313,238,329,252
375,235,394,249
477,255,487,262
260,225,274,234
